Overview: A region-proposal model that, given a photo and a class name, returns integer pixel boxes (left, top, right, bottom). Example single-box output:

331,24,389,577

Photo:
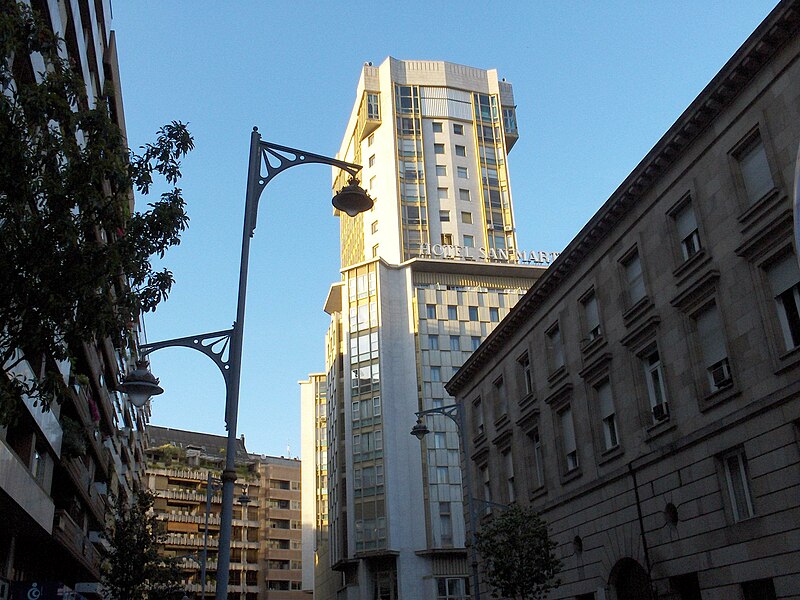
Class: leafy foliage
475,505,562,600
103,491,182,600
0,2,192,423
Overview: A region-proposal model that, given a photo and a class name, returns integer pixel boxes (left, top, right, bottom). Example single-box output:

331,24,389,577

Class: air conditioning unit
652,402,669,421
709,359,732,389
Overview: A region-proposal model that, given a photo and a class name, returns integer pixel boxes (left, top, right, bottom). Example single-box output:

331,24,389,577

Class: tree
0,1,192,423
103,491,182,600
474,505,562,600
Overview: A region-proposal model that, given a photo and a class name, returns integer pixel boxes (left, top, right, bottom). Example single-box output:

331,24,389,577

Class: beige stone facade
446,2,800,599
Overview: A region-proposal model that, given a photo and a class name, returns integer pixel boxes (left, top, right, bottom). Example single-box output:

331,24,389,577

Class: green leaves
475,505,562,600
0,2,193,422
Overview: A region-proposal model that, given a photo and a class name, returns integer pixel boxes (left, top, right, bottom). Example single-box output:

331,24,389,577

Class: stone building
446,2,800,599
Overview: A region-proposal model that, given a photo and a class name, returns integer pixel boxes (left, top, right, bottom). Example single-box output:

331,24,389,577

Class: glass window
518,353,532,396
463,235,474,248
434,432,446,449
440,210,450,222
369,154,376,167
583,292,601,341
546,323,565,372
623,251,646,304
455,145,466,157
438,187,448,199
447,305,458,320
436,165,447,176
766,253,800,351
529,428,544,488
596,380,618,450
560,406,579,471
643,349,669,421
432,121,443,133
436,466,449,484
459,188,470,202
471,336,481,351
674,201,701,261
503,449,515,503
473,397,484,436
434,143,445,155
367,93,380,120
502,107,517,133
429,335,439,350
489,307,499,322
457,166,468,179
368,133,374,146
426,304,437,319
441,233,453,245
453,124,464,135
450,336,461,351
431,367,441,382
695,304,732,392
481,465,491,513
371,220,378,234
468,306,478,321
723,449,754,521
461,211,472,224
737,136,774,205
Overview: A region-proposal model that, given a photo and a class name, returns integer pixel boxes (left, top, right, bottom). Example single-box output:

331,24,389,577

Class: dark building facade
447,2,800,599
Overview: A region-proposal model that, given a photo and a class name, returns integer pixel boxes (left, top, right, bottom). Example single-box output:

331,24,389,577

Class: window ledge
645,419,677,443
622,296,654,328
736,187,782,228
529,486,548,503
774,346,800,374
672,248,712,288
559,467,582,485
547,365,568,387
699,384,741,412
518,392,537,411
580,334,607,360
598,445,624,466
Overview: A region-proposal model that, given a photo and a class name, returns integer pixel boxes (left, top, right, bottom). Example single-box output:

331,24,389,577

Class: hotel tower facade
302,58,547,600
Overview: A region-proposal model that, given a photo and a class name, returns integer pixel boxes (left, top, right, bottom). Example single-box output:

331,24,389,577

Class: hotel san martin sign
420,243,561,265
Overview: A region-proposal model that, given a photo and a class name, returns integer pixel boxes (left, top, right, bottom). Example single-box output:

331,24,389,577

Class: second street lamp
119,127,371,600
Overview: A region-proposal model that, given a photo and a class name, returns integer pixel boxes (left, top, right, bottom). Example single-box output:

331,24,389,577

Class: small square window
457,166,468,179
447,305,458,320
434,143,445,155
438,187,448,199
455,145,466,157
429,335,439,350
459,188,470,202
439,210,450,222
461,211,472,224
436,165,447,176
432,122,443,133
463,235,474,248
441,233,453,245
453,123,464,135
468,306,479,321
426,304,437,319
368,154,375,167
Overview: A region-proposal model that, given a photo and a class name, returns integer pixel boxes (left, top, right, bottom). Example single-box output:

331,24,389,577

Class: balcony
53,509,101,578
64,458,106,523
357,91,380,141
164,533,218,548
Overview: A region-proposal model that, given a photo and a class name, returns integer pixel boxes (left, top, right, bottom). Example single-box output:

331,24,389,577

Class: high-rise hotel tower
302,57,548,600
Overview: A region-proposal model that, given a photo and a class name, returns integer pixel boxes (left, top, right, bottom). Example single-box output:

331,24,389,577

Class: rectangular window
434,432,446,449
431,367,441,382
440,210,450,222
481,465,491,513
518,353,532,397
368,133,374,146
371,220,378,234
503,449,515,503
723,449,754,521
471,336,481,351
457,166,468,179
439,502,453,543
596,380,618,450
372,244,379,257
560,406,579,471
436,465,449,484
369,154,376,167
766,253,800,351
546,323,565,372
623,251,646,304
429,335,439,350
737,135,774,205
461,211,473,224
434,143,445,155
436,165,447,176
529,428,544,488
441,233,453,245
463,235,475,248
695,304,732,392
459,188,470,202
489,307,499,322
493,376,506,419
741,579,777,600
438,187,448,199
367,93,380,120
453,123,464,135
473,397,484,436
432,121,443,133
643,349,669,421
468,306,479,321
673,201,701,261
448,305,458,320
426,304,437,319
582,292,601,341
455,145,466,157
450,336,461,351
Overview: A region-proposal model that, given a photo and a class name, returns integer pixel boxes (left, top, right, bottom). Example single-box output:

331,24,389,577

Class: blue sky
113,1,779,457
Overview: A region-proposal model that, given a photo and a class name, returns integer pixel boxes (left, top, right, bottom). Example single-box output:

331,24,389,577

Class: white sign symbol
27,583,41,600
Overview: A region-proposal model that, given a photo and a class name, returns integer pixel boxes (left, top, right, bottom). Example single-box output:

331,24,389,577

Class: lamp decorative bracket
138,328,234,386
416,403,462,425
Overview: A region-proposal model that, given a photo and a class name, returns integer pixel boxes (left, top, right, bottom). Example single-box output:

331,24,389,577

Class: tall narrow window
582,292,601,341
489,307,499,322
468,306,479,321
723,449,754,521
695,304,732,392
766,253,800,351
450,335,461,351
481,465,492,514
623,252,646,304
471,336,481,351
429,335,439,350
447,305,458,320
737,135,774,205
439,502,453,543
546,323,565,372
473,397,484,436
367,93,380,120
503,449,515,503
518,353,532,397
529,428,544,488
643,348,669,421
673,201,701,261
493,376,506,419
560,407,579,472
426,304,437,319
596,380,618,450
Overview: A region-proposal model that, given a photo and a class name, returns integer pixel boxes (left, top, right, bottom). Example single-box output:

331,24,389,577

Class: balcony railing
53,509,101,578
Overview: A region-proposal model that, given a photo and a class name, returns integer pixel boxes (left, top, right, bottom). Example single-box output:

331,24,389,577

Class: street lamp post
119,128,372,600
200,473,222,600
411,404,481,600
237,492,251,600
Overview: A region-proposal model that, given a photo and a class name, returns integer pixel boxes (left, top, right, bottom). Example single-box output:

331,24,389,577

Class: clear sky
113,1,779,457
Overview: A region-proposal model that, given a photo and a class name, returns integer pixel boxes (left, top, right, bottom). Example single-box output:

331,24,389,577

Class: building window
471,336,481,351
437,577,467,600
493,376,506,419
502,107,517,133
457,166,468,179
559,406,579,472
695,304,732,392
673,200,701,261
437,187,448,200
723,448,754,521
460,211,473,225
372,244,379,257
426,304,437,319
432,121,443,133
582,291,601,342
766,253,800,351
369,175,375,189
369,154,376,167
741,579,777,600
468,306,479,321
440,210,450,222
434,143,445,155
518,353,532,397
431,367,441,382
623,251,646,305
450,335,461,351
481,465,492,513
453,124,464,135
489,307,499,322
463,235,474,248
459,188,470,202
528,428,544,488
455,145,466,157
736,134,774,205
368,133,374,146
434,431,446,449
643,348,669,422
436,165,447,176
436,465,449,484
546,323,565,372
441,233,453,245
473,397,484,436
448,305,458,320
503,449,515,503
371,220,378,234
439,502,453,544
367,93,379,120
429,335,439,350
595,379,618,450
